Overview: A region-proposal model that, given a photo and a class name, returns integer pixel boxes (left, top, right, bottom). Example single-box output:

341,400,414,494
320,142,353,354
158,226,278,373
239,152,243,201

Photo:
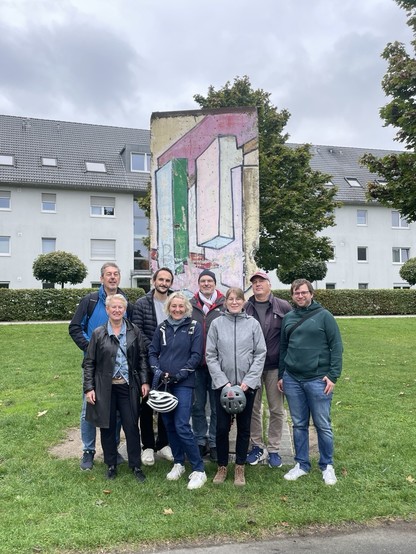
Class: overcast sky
0,0,412,150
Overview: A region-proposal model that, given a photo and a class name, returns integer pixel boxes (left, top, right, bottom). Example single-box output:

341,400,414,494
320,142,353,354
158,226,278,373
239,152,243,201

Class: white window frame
345,177,361,188
357,209,367,226
0,154,14,166
358,283,368,290
0,190,11,210
325,283,336,289
391,211,409,229
357,246,368,262
0,236,11,256
41,193,56,213
90,239,116,260
392,247,410,264
41,157,58,167
131,152,150,172
90,196,115,217
42,237,56,254
85,161,107,173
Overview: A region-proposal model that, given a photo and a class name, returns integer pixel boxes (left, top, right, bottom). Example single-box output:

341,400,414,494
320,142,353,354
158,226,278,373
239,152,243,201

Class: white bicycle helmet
147,389,178,413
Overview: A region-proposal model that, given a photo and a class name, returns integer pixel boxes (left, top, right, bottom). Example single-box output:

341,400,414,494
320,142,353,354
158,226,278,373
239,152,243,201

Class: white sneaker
283,463,308,481
166,463,185,481
141,448,155,466
187,471,207,490
322,464,337,485
157,445,174,461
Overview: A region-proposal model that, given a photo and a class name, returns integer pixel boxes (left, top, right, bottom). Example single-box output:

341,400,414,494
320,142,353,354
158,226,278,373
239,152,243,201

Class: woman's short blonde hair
105,293,127,309
164,291,193,318
225,287,245,302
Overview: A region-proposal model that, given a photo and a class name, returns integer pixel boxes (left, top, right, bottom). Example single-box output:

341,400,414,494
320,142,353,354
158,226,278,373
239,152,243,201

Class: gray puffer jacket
205,310,266,391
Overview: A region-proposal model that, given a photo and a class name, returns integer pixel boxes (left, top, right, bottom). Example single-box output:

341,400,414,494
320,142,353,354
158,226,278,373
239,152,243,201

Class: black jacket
131,289,173,349
190,290,226,366
83,320,150,428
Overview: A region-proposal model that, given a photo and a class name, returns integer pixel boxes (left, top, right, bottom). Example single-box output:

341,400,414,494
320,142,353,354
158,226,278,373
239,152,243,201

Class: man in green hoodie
278,279,343,486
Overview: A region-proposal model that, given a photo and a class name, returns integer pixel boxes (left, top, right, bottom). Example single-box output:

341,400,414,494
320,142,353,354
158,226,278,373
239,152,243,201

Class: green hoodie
278,300,343,383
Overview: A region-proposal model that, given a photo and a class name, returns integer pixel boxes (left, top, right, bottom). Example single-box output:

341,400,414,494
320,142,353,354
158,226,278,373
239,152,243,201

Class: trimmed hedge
0,288,146,322
1,288,416,322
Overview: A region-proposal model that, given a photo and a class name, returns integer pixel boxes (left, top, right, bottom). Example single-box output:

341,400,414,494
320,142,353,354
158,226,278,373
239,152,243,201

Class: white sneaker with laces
283,463,308,481
187,471,207,490
322,464,337,485
141,448,155,466
157,445,174,461
166,463,185,481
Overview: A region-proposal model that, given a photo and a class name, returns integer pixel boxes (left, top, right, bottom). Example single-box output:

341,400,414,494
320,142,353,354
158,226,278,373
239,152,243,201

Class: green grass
0,320,415,553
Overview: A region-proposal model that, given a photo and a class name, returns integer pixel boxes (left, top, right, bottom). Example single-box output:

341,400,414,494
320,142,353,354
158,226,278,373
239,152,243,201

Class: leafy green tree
399,256,416,285
194,76,339,272
276,257,328,285
33,251,87,289
362,1,416,220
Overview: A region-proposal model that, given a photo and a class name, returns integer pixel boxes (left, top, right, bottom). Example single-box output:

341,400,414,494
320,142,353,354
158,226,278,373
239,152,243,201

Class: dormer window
345,177,361,188
131,153,150,172
0,154,14,166
42,157,57,167
85,161,107,173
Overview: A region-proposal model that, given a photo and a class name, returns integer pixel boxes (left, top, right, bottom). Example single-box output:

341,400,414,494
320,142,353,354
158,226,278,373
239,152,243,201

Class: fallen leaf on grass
341,467,348,476
406,475,414,483
280,496,288,502
103,489,112,495
163,508,174,515
95,499,107,507
37,410,48,418
281,522,290,527
399,392,405,396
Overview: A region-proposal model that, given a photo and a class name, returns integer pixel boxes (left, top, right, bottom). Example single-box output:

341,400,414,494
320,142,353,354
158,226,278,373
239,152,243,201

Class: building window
90,196,115,217
392,247,410,264
41,157,57,167
0,236,11,255
391,211,409,228
345,177,361,187
0,282,9,288
328,246,335,262
134,202,149,271
357,247,368,262
42,282,55,289
358,283,368,289
0,154,14,166
41,193,56,212
0,190,11,210
326,283,336,289
357,209,367,225
42,238,56,254
393,284,411,289
131,153,150,172
91,239,116,259
134,239,149,271
85,161,106,173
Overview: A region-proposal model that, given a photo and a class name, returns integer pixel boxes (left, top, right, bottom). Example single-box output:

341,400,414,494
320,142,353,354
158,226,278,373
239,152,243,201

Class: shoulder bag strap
286,308,324,340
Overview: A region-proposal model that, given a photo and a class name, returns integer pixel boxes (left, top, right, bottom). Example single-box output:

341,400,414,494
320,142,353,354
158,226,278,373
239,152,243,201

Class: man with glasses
278,279,343,485
245,271,291,468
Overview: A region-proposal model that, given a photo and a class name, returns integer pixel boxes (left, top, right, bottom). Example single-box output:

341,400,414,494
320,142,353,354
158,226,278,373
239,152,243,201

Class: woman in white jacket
206,287,266,486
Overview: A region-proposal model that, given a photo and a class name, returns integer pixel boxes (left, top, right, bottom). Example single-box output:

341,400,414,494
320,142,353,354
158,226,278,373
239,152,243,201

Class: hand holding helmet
220,385,247,414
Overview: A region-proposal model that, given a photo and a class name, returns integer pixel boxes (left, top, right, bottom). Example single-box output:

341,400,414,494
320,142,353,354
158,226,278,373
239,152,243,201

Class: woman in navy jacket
148,291,207,490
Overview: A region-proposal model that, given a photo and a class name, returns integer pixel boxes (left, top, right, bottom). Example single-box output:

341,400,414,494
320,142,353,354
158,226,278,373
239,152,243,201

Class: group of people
69,263,343,490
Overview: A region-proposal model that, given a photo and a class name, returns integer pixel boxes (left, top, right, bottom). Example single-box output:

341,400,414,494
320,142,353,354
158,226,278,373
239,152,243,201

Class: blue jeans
192,367,217,448
283,372,334,472
162,386,204,473
81,393,122,452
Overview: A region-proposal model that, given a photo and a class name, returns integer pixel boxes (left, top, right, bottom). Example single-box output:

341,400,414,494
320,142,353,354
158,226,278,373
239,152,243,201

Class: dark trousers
215,387,256,466
140,396,169,451
100,383,141,468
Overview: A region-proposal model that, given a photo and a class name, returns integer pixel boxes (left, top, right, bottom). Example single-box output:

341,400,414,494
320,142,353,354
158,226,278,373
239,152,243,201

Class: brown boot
234,464,246,486
213,466,228,484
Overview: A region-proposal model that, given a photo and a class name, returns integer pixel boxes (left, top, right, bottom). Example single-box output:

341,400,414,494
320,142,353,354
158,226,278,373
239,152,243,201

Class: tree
399,256,416,285
194,76,339,272
276,258,327,285
361,1,416,220
33,251,87,288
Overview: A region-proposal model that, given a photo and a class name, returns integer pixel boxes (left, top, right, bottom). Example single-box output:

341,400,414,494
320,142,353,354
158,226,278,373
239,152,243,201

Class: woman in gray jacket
206,287,266,486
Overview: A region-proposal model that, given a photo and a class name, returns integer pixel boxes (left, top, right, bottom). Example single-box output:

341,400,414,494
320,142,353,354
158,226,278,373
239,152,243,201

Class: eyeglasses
293,291,310,296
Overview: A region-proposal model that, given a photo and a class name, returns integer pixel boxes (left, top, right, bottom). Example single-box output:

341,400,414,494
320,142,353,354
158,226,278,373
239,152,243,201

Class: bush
399,257,416,286
0,288,146,322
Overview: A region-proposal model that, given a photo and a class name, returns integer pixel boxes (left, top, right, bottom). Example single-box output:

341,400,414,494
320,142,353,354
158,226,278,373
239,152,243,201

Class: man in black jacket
131,267,174,466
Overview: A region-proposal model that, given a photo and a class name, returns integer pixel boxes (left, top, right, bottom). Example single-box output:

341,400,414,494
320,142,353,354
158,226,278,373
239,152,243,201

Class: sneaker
166,463,185,481
142,448,155,466
157,445,174,461
234,464,246,486
106,465,117,480
213,466,227,484
283,463,308,481
268,452,283,468
80,450,95,471
209,447,218,463
322,464,337,485
132,467,146,483
246,446,266,465
187,471,207,490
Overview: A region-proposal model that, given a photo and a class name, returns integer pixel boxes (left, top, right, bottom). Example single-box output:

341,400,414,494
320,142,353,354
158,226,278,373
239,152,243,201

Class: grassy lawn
0,319,415,553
